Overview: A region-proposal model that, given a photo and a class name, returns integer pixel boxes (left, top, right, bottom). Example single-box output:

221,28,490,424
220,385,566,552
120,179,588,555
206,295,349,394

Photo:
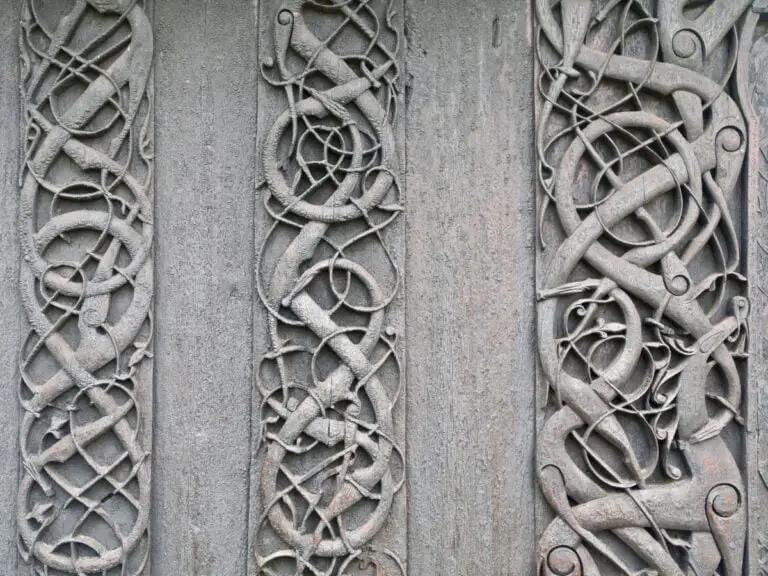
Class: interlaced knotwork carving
17,1,154,573
534,1,758,574
255,1,405,574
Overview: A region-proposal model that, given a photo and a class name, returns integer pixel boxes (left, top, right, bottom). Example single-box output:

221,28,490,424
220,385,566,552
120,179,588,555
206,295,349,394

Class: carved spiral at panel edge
255,1,405,575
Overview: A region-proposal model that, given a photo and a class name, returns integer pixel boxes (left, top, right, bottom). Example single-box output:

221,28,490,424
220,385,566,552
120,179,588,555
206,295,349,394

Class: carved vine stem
254,1,405,575
17,1,153,573
534,1,760,574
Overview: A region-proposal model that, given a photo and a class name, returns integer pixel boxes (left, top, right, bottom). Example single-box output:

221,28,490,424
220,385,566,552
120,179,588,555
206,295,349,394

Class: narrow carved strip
254,1,405,574
742,3,768,571
17,1,154,573
534,1,757,574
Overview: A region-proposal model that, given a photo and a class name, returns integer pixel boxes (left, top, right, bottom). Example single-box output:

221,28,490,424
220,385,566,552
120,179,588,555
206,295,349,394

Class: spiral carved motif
17,1,153,573
535,1,760,574
255,1,405,574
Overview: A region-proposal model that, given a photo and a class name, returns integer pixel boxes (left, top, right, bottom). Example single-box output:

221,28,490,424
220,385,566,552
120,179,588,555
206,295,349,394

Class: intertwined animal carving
535,0,760,574
254,1,405,574
17,1,154,573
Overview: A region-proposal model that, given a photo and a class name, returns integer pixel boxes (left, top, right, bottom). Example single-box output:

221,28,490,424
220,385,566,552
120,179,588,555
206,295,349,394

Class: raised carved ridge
17,1,154,573
253,1,405,574
534,1,758,574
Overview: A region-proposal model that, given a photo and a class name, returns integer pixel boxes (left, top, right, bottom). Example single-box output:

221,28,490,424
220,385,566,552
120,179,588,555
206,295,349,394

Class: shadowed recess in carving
254,0,405,574
534,0,764,574
16,0,154,574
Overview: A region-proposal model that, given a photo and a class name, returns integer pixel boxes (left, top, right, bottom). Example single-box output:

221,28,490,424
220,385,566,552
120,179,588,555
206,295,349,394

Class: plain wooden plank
404,1,538,573
151,0,258,573
0,1,21,572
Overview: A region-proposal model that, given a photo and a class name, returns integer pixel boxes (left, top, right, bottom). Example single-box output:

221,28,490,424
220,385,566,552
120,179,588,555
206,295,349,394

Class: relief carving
254,1,405,574
17,1,154,573
534,1,762,573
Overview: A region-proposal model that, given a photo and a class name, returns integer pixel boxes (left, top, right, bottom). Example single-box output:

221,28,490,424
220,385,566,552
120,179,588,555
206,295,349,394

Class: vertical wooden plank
250,1,407,573
742,10,768,573
404,0,538,573
152,0,258,572
0,2,20,572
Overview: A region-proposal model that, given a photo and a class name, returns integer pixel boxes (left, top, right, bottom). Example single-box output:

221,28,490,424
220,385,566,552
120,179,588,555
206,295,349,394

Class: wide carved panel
534,1,768,574
12,0,768,574
16,1,154,574
251,1,407,575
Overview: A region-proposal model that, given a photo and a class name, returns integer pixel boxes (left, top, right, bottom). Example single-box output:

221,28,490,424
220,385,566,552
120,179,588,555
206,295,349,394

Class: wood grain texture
151,0,258,573
248,1,407,572
745,15,768,573
404,1,538,573
0,2,21,572
532,2,756,573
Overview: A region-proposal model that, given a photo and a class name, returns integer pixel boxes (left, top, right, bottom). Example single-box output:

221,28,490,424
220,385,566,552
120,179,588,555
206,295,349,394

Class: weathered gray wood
151,1,258,573
3,1,768,573
12,2,156,572
746,14,768,574
1,2,21,572
249,1,407,573
404,1,538,573
533,2,757,574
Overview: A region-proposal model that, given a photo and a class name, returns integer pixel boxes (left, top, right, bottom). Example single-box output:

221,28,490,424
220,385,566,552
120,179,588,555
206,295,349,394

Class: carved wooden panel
17,1,154,574
10,0,768,573
534,1,768,574
251,1,406,574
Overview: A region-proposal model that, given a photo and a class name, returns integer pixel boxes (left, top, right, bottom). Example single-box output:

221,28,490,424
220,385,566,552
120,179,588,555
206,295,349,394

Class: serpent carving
17,0,153,573
535,1,760,574
254,1,405,574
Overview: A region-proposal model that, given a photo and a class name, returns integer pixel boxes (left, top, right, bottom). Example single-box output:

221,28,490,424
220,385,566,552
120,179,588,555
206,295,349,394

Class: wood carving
17,1,154,573
534,0,764,574
254,1,405,574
